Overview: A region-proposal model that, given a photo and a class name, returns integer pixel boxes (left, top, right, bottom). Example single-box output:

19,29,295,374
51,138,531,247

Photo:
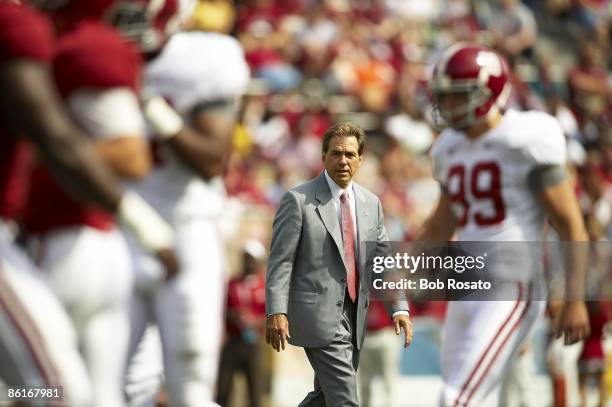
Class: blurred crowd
196,0,612,246
197,0,612,405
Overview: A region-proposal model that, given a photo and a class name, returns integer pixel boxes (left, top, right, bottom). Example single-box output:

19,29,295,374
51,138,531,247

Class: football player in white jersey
415,43,590,406
118,12,250,405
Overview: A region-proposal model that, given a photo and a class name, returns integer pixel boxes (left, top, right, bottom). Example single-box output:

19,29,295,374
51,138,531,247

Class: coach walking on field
265,121,413,406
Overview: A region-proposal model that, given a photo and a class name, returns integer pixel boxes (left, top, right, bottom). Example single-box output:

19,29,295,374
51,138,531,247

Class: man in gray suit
265,122,413,406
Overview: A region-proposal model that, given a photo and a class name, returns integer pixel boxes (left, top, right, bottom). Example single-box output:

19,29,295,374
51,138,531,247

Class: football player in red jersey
414,43,590,406
21,4,156,405
0,1,177,405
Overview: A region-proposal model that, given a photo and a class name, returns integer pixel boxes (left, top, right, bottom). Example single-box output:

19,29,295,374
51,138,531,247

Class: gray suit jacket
266,172,408,350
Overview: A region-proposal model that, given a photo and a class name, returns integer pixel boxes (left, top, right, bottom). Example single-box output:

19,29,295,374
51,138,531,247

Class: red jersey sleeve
0,4,53,220
53,22,142,98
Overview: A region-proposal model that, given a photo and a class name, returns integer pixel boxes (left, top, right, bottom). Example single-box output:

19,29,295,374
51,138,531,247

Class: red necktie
340,191,358,302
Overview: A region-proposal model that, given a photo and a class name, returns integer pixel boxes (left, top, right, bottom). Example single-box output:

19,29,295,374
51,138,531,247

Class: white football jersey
431,109,567,242
131,32,250,222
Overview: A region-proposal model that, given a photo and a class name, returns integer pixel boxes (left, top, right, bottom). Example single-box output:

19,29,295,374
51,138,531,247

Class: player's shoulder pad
429,129,461,183
0,3,54,64
504,109,566,166
145,32,250,114
53,22,142,98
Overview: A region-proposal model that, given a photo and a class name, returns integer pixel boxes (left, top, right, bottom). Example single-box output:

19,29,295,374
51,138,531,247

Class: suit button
337,301,343,306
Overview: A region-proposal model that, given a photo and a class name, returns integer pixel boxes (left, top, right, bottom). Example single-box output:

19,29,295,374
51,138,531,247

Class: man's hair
322,121,367,156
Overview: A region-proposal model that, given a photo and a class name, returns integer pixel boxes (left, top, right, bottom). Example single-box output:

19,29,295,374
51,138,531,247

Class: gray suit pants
299,295,360,406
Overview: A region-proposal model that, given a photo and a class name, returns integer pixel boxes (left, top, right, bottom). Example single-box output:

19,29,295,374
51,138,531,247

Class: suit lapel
315,173,346,267
353,184,369,243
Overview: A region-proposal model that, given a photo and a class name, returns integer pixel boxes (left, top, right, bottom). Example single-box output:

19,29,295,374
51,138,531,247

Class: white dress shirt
324,170,357,243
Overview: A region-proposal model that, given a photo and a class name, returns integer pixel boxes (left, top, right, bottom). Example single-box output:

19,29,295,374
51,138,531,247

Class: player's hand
265,314,290,352
393,314,413,348
556,301,590,345
155,248,180,280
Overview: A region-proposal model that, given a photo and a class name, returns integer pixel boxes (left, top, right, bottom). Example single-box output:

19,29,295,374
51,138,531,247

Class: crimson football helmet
105,0,180,54
30,0,180,53
430,43,511,129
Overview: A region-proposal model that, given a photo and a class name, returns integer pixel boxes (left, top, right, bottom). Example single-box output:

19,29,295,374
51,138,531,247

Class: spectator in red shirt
577,300,610,407
216,239,268,407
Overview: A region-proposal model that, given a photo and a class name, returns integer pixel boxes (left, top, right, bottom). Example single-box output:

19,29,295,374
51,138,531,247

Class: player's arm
539,177,589,298
0,60,122,209
538,177,588,242
413,191,458,241
143,95,236,180
537,169,590,344
176,100,237,179
95,137,151,179
0,60,178,276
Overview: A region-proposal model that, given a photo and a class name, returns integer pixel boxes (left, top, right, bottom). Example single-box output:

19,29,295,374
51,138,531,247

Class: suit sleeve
266,190,303,315
374,198,410,316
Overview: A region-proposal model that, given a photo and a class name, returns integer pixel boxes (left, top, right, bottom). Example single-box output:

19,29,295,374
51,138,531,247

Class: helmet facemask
431,80,492,131
105,0,180,55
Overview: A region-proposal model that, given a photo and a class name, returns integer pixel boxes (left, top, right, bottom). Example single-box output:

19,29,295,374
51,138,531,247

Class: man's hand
556,301,590,345
155,248,180,280
393,314,413,348
265,313,291,352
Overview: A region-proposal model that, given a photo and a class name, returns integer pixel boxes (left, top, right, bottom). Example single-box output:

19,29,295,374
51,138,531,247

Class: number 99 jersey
430,109,567,242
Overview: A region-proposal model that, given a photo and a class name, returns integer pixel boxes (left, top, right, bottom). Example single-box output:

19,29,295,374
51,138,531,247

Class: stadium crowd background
213,0,612,247
182,0,612,406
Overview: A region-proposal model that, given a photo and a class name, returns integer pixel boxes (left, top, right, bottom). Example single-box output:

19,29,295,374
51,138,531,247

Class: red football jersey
225,273,266,337
365,300,394,332
24,22,143,233
0,3,55,221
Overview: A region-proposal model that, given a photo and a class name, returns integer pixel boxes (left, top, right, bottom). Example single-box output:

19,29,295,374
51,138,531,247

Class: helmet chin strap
452,104,503,134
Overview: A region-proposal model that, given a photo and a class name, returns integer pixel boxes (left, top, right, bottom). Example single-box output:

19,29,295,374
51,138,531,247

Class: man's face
323,135,362,189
